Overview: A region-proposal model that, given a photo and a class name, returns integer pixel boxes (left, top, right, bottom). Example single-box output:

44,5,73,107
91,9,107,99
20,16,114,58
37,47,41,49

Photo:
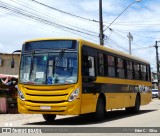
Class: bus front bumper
18,98,81,115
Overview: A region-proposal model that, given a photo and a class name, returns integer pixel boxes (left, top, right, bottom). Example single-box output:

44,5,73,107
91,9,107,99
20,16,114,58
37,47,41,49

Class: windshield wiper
29,51,35,80
55,49,66,66
51,49,66,82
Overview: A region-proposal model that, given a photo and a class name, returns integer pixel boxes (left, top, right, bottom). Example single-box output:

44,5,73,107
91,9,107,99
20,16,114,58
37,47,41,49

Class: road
0,99,160,136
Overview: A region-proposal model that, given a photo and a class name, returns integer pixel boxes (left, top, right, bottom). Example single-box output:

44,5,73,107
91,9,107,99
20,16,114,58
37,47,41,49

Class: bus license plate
40,106,51,110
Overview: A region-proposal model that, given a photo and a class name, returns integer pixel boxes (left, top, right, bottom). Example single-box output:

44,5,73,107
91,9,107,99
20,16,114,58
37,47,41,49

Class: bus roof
24,37,80,43
24,38,150,64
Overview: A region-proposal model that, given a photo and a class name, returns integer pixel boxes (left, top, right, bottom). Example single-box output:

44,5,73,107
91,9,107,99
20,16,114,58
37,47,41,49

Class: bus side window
141,65,146,81
98,53,105,76
88,56,95,77
108,55,115,77
82,55,95,77
134,63,140,80
146,65,151,81
126,60,133,79
82,55,89,76
117,58,125,78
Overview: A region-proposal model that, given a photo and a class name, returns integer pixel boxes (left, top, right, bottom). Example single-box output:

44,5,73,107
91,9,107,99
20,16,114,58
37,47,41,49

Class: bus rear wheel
94,97,105,121
42,114,56,122
125,95,140,113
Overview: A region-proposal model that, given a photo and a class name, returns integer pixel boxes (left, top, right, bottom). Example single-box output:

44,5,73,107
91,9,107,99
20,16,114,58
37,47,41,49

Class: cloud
0,0,159,71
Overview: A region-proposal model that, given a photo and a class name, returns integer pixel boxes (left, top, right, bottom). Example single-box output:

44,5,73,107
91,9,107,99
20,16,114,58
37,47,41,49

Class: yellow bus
16,38,152,121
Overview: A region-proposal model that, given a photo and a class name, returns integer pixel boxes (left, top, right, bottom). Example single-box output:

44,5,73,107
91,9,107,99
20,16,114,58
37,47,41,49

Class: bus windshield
20,52,78,85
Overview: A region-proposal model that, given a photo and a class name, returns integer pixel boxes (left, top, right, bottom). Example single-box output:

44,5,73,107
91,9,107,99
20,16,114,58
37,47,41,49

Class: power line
105,38,129,53
12,0,99,36
109,19,160,24
105,28,156,62
0,2,97,42
0,1,98,38
110,29,156,52
132,46,154,50
103,1,140,32
111,28,160,33
112,29,158,40
105,28,113,44
29,0,99,23
106,23,160,27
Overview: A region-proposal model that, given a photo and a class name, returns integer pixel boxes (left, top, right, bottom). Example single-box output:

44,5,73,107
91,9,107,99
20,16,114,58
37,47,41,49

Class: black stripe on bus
82,83,151,94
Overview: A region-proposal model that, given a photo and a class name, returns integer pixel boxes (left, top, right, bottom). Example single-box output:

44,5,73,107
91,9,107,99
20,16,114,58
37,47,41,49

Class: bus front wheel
94,97,105,121
42,114,56,122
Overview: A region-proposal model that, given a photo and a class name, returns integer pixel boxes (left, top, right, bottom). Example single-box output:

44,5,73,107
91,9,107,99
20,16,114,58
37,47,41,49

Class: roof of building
0,52,20,55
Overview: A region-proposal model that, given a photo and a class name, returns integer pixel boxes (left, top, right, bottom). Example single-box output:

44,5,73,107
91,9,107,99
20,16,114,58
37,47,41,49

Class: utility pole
154,41,159,73
154,41,160,98
127,32,133,55
99,0,104,46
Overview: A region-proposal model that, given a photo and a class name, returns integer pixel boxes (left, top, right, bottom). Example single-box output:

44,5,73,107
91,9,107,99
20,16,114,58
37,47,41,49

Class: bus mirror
11,50,21,68
11,58,14,68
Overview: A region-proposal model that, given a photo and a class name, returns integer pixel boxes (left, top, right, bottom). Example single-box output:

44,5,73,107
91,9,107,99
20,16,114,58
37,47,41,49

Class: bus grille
26,100,66,103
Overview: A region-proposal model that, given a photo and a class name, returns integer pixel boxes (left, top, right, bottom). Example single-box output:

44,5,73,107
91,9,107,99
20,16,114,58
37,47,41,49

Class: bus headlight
18,90,25,101
68,88,79,102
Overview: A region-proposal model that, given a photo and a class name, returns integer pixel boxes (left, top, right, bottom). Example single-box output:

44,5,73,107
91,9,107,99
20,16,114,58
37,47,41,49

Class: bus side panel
105,93,137,110
80,93,98,114
129,93,137,107
140,92,152,105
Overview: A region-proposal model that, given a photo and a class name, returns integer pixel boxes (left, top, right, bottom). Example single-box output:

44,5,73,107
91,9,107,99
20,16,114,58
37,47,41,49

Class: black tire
42,114,56,122
134,95,140,112
125,95,140,113
94,97,105,121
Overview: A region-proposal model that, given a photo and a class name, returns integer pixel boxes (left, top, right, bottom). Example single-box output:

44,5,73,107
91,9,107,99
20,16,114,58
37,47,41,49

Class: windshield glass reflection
20,52,78,85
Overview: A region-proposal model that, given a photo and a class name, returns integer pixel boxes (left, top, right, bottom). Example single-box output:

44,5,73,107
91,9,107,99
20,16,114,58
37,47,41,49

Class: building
0,53,20,75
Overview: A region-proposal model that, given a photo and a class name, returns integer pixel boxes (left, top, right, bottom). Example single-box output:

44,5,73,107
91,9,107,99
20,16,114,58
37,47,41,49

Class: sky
0,0,160,72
